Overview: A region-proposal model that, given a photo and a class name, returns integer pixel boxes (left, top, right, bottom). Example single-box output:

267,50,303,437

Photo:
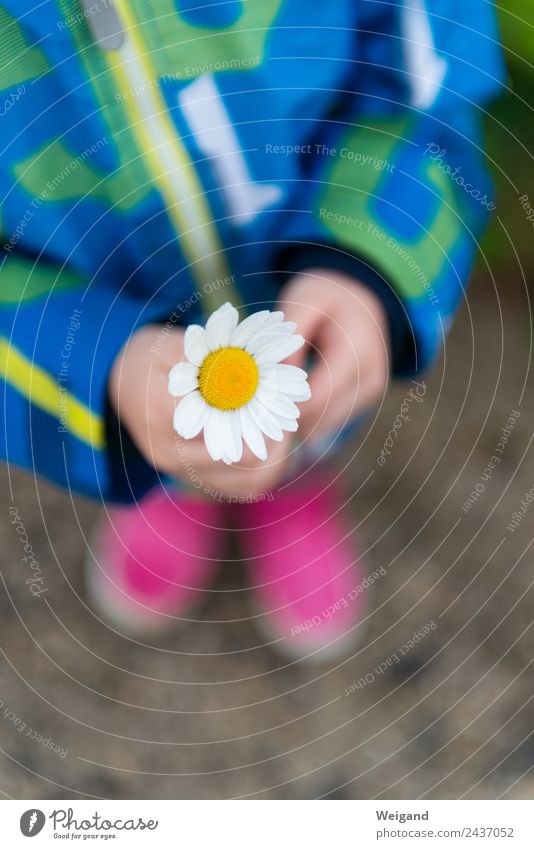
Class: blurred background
0,4,533,799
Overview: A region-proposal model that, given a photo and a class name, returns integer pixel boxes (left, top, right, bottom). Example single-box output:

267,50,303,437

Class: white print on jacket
402,0,447,109
179,74,282,226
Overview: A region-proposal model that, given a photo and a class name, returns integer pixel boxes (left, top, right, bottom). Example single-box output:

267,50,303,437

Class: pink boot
238,477,370,661
85,487,224,635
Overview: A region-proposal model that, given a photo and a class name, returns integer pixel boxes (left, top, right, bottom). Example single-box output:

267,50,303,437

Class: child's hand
278,268,390,441
108,324,293,498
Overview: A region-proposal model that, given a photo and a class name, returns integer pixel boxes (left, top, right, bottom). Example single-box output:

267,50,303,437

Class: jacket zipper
105,0,237,312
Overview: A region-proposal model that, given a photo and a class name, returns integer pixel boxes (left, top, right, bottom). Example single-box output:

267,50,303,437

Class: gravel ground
1,270,533,800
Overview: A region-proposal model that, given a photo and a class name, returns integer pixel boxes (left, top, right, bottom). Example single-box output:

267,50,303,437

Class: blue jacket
0,0,505,500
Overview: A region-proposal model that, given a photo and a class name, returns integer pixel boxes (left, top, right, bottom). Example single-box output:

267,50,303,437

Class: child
0,1,503,658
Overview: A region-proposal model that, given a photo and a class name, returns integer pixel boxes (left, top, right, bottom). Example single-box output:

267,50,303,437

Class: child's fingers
195,444,292,497
275,298,323,368
297,325,362,439
297,321,344,426
300,359,333,422
301,374,355,441
155,327,186,369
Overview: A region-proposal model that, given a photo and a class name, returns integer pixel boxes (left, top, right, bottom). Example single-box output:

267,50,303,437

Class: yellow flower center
198,346,259,410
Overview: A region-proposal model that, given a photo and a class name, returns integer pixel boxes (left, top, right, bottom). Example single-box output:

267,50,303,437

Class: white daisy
168,302,311,464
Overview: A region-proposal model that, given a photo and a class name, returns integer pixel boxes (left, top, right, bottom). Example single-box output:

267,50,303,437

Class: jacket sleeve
279,0,506,376
0,251,164,502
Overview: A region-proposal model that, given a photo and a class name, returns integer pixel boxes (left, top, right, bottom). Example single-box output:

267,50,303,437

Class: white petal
260,378,311,402
222,410,243,464
239,405,267,460
260,364,309,383
244,326,297,356
205,302,239,350
230,310,272,347
244,333,285,357
256,386,301,420
274,320,297,334
168,362,199,397
283,385,311,402
277,415,299,432
248,398,283,442
231,310,285,348
266,311,285,325
256,312,289,333
203,407,225,461
259,364,311,402
260,364,311,401
255,334,305,367
172,391,207,439
184,324,210,367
